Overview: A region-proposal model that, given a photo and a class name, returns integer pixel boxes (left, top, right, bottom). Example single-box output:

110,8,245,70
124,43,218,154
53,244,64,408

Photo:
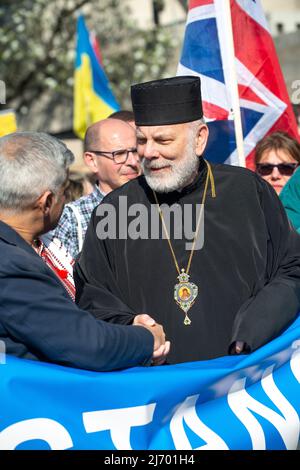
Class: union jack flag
177,0,299,169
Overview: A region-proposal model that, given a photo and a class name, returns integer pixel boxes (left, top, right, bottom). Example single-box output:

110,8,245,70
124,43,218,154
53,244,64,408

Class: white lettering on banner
82,403,156,450
1,343,300,450
290,340,300,383
228,365,300,450
170,395,228,450
0,418,73,450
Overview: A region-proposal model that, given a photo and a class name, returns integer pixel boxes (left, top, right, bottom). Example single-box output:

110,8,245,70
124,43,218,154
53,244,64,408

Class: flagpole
223,0,245,167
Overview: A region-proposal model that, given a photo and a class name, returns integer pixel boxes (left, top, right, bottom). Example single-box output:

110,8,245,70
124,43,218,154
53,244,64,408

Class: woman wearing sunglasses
255,131,300,195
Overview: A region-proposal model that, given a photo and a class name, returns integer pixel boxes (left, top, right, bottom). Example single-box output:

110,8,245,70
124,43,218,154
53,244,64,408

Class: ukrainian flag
73,15,120,139
0,109,17,138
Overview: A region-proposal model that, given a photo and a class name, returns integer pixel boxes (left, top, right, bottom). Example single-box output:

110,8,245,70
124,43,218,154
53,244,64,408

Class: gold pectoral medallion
174,269,198,325
153,160,215,327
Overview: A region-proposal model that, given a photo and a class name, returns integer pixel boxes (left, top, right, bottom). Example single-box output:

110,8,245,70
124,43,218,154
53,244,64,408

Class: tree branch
7,0,90,102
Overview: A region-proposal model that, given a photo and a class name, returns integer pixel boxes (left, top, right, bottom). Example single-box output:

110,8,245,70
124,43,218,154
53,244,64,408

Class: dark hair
109,110,134,122
255,131,300,165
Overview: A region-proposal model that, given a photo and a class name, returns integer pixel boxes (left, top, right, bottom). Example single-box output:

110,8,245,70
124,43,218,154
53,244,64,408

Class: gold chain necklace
152,160,216,325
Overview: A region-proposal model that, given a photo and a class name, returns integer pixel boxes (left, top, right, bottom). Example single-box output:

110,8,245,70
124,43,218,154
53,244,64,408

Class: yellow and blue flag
0,109,17,138
73,15,120,139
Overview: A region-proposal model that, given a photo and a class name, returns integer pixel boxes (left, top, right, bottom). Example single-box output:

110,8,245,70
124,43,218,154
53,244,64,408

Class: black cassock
74,160,300,364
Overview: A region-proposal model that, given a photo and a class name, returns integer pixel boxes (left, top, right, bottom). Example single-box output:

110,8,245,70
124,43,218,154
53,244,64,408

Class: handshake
133,314,171,366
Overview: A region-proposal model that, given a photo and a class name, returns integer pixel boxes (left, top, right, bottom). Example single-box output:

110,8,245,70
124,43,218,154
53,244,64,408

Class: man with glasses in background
255,131,300,195
51,118,141,259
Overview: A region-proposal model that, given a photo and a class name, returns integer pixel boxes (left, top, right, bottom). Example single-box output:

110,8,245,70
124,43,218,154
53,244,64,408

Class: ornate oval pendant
174,269,198,325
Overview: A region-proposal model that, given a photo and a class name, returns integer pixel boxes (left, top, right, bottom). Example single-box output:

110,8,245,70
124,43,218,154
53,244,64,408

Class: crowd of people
0,75,300,370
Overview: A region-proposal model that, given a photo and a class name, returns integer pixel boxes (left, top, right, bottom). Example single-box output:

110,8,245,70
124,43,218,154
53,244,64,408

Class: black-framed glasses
256,163,298,176
88,147,138,164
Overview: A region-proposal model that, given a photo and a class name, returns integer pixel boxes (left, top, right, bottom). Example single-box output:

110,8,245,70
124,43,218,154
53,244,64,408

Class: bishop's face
136,122,209,193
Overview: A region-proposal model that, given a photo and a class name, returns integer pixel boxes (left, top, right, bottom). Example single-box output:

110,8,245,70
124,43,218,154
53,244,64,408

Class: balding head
84,119,135,152
83,119,141,193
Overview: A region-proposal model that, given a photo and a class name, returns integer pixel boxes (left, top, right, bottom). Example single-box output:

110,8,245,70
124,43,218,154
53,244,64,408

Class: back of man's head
0,132,74,212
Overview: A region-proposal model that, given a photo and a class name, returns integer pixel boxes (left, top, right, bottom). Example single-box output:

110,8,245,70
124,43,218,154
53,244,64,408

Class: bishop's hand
134,313,170,365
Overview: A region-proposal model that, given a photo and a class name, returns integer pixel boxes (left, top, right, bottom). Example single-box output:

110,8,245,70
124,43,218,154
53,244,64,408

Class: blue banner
1,316,300,450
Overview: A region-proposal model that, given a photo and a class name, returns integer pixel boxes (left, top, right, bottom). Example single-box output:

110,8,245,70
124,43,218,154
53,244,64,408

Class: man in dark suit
0,131,169,371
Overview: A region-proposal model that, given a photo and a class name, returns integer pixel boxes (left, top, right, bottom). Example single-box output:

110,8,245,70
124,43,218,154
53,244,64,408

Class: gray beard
142,148,200,193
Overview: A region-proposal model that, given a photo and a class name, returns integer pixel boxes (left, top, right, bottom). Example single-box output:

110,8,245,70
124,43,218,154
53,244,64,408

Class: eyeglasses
256,163,298,176
88,148,138,164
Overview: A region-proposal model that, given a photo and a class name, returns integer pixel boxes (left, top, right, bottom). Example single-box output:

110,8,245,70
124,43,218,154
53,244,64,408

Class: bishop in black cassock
74,76,300,364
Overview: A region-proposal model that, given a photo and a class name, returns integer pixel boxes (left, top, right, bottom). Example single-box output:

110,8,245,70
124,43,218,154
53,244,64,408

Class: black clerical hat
131,76,203,126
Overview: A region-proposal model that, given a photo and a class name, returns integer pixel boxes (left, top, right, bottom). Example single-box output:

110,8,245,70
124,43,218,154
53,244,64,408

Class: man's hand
134,314,170,365
151,340,171,365
133,314,156,327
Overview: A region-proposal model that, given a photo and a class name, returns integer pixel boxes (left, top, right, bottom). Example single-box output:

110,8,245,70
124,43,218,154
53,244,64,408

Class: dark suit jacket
0,221,153,371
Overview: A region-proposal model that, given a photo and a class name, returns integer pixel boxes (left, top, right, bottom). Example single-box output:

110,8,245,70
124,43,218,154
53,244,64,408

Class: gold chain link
152,160,216,275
